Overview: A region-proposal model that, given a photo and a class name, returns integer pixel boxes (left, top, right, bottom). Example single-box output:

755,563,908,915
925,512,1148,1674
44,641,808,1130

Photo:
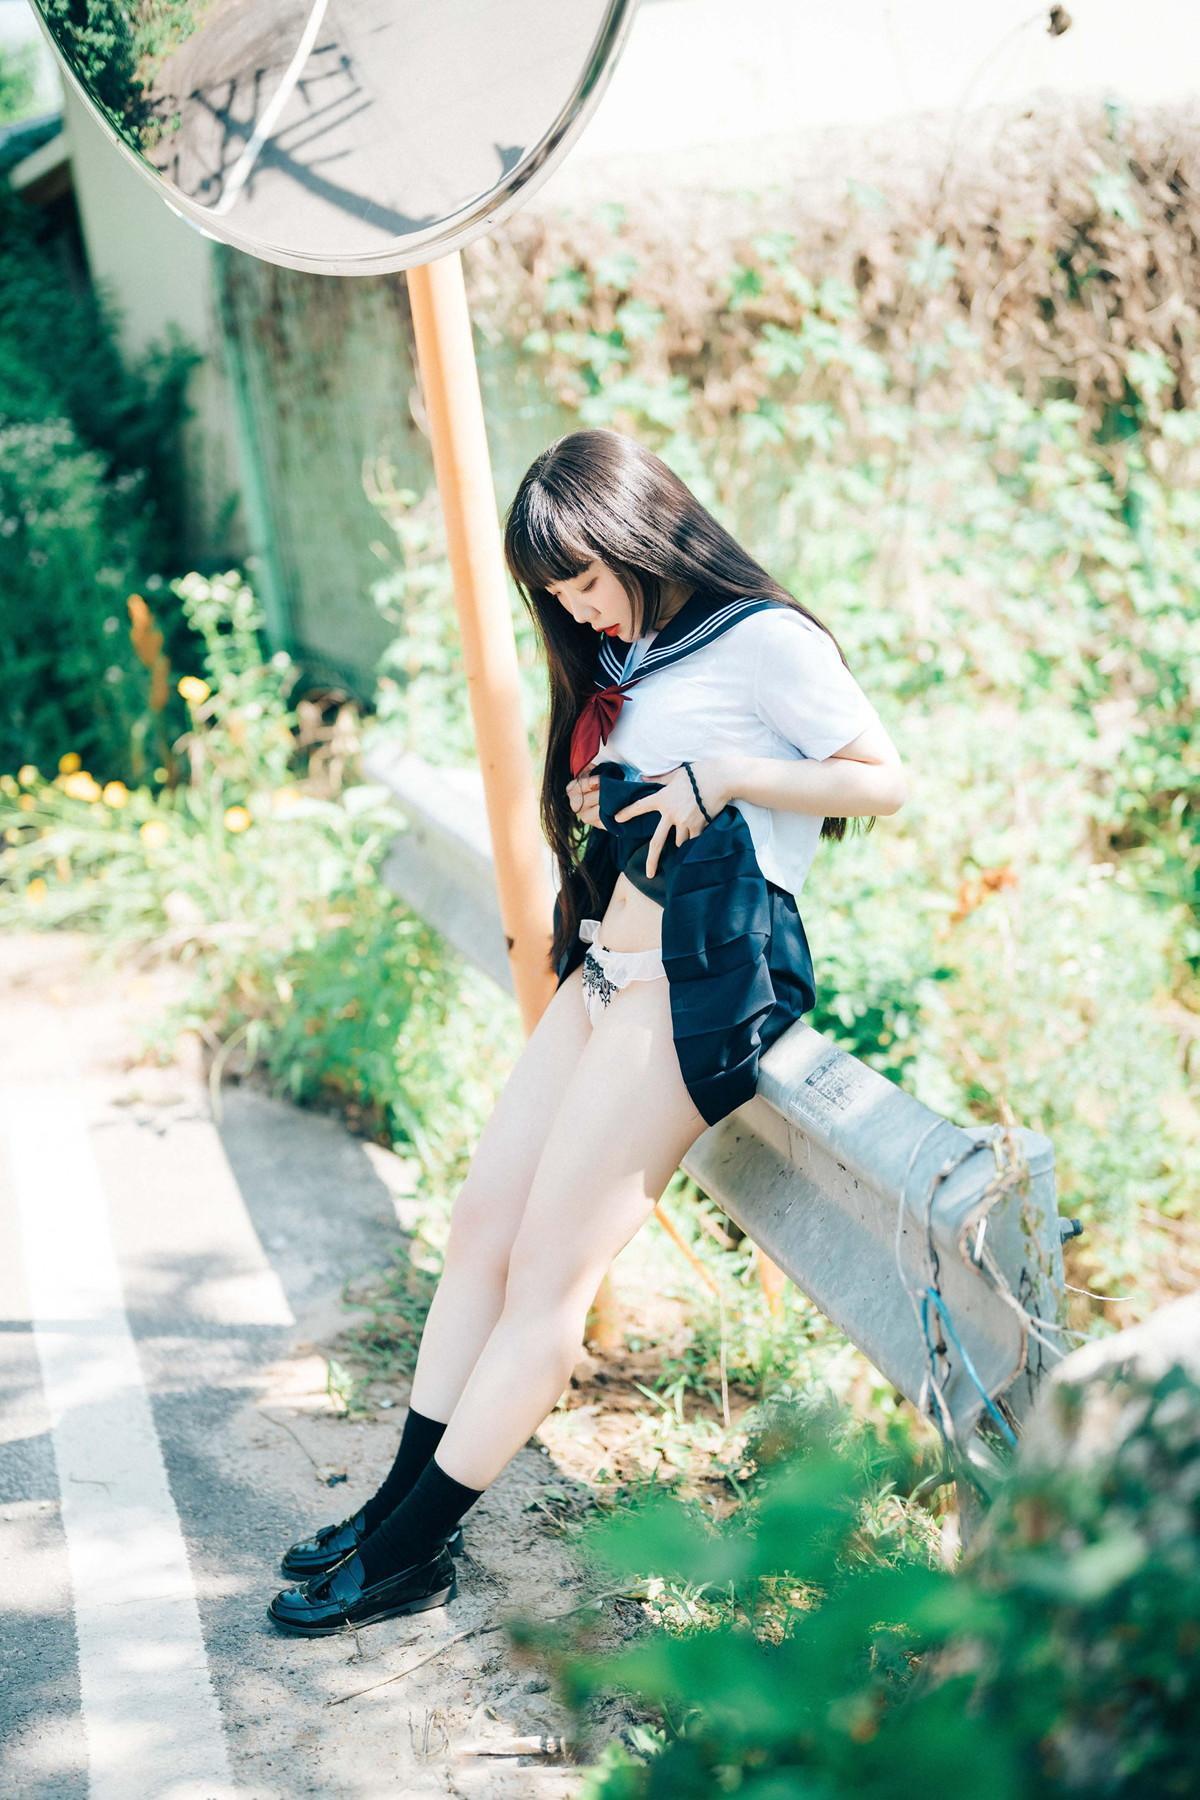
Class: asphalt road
0,933,607,1799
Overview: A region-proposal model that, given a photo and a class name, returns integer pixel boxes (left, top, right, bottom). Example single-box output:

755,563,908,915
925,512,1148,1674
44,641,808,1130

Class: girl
269,428,907,1634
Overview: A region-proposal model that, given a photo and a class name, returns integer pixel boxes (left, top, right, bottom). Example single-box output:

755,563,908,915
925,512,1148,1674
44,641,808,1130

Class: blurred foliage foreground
512,1325,1200,1800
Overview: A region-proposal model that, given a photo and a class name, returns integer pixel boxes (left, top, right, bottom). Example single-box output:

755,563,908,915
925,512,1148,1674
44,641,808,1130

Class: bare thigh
504,973,710,1316
446,961,593,1268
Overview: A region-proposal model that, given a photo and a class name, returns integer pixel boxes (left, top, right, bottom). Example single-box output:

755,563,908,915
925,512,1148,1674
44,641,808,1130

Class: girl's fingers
647,822,674,879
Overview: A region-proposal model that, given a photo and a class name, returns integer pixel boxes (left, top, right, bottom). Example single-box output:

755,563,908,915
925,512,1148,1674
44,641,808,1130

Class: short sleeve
752,611,879,760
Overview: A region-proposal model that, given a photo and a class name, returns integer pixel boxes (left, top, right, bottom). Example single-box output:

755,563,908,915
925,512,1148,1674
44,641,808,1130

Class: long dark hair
503,427,876,975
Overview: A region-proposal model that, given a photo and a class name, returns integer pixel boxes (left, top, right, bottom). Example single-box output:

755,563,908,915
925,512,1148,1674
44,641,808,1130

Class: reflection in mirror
29,0,635,273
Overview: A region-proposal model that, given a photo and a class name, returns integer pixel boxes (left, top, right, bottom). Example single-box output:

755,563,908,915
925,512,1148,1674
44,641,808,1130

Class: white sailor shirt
597,600,882,897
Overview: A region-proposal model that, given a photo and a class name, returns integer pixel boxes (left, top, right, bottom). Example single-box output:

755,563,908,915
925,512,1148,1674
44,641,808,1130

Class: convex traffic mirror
29,0,637,273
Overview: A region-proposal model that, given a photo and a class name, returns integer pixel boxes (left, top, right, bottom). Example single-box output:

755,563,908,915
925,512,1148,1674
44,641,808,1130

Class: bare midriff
594,869,663,953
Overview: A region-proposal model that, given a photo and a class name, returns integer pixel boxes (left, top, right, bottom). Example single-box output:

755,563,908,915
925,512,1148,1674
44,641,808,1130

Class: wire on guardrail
893,1120,979,1453
920,1285,1019,1449
969,1122,1093,1363
893,1116,1080,1474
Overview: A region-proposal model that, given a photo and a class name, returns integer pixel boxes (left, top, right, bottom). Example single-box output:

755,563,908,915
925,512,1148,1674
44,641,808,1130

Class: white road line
2,1080,238,1800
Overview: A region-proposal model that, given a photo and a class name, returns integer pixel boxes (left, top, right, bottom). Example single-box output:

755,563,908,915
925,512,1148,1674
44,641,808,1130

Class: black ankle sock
355,1453,484,1586
358,1404,449,1535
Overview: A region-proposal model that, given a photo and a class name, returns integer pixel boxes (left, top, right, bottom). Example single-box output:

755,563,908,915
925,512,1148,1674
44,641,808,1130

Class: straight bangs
506,485,599,610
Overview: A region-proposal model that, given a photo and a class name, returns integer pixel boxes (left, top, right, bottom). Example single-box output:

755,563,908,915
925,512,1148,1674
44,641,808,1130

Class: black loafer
267,1544,457,1636
280,1509,464,1579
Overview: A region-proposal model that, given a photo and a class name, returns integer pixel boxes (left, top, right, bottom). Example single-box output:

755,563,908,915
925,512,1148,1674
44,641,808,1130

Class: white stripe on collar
596,593,781,687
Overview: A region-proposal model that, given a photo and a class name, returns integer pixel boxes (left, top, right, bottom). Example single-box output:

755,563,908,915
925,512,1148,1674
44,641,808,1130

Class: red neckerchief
569,676,643,776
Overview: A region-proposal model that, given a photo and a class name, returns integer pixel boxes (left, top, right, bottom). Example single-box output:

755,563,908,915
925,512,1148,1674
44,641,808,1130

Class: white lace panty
578,916,667,1025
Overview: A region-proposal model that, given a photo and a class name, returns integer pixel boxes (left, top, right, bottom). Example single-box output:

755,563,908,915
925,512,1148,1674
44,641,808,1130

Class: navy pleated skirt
552,760,817,1128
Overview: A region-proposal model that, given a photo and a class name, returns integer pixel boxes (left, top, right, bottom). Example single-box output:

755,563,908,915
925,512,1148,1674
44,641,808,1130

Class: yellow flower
17,764,39,786
102,781,130,808
58,752,82,774
18,794,35,812
27,877,48,905
223,805,252,834
0,775,15,796
178,676,212,705
61,771,103,802
3,826,21,844
139,819,170,848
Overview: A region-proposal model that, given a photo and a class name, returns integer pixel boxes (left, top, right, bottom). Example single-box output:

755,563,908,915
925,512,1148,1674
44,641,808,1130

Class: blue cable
921,1285,1019,1450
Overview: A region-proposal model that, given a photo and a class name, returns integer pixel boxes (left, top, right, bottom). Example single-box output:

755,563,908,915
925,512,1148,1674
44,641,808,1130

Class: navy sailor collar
593,587,788,691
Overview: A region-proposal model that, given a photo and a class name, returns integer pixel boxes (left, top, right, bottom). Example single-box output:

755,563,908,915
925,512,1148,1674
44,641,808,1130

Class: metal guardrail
363,744,1068,1531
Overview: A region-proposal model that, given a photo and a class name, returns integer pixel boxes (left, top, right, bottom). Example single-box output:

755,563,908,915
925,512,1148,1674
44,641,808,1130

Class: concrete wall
213,241,587,692
58,82,250,571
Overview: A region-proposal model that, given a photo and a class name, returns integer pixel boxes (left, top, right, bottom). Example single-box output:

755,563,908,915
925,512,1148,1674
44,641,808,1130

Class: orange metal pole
405,253,557,1031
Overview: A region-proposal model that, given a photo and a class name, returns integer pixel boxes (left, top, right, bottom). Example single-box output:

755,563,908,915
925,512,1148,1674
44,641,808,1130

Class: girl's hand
613,758,729,880
566,758,605,830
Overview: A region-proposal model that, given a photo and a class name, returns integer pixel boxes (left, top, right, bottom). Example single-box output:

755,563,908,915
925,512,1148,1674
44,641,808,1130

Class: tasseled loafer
267,1543,457,1636
280,1508,464,1579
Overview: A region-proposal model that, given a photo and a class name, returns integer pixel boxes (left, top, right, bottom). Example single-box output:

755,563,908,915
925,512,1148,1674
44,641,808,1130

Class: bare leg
406,960,594,1421
433,974,710,1490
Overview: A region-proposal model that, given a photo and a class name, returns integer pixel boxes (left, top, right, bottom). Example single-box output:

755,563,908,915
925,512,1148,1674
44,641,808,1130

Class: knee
500,1238,596,1340
500,1283,588,1374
